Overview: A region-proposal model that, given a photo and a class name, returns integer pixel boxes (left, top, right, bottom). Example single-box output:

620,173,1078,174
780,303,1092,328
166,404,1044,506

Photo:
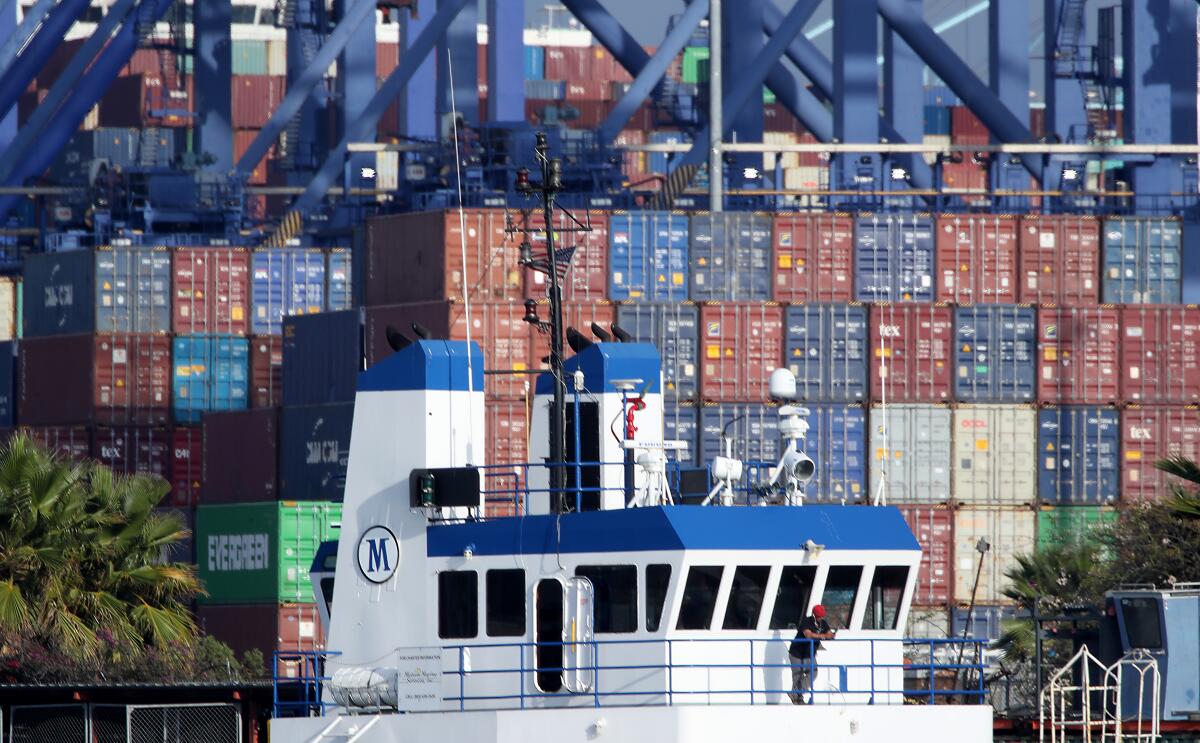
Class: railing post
459,646,466,712
593,639,601,708
520,643,526,710
748,639,755,705
869,638,875,705
667,639,674,706
928,639,936,705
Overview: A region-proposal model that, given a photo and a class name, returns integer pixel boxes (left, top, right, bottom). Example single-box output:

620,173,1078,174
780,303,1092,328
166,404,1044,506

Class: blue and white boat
270,334,993,742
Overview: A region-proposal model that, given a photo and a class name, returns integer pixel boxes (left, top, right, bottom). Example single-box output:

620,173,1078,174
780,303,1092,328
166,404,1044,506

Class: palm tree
1155,454,1200,518
0,433,202,664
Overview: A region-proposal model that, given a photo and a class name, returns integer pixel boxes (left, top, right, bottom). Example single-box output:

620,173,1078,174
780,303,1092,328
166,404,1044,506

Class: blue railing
274,637,986,718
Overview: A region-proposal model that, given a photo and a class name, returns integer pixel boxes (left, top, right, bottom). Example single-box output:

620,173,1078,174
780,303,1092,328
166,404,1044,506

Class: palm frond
0,579,31,632
1156,454,1200,485
131,602,197,646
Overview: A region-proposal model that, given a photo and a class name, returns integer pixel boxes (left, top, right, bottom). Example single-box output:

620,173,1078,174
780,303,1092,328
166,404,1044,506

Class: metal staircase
1053,0,1117,143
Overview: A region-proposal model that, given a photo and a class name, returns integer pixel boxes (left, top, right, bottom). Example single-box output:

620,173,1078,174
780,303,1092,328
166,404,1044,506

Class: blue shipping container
783,304,868,402
615,303,698,403
954,305,1037,402
609,211,690,301
1102,217,1182,304
1037,407,1120,505
664,404,699,466
172,335,250,423
924,85,958,106
648,131,689,174
280,402,354,501
689,213,773,301
525,46,545,80
23,247,171,337
854,214,936,302
924,105,952,135
282,310,363,407
700,403,781,469
326,249,353,311
251,248,327,335
803,404,868,504
525,80,565,100
0,341,14,427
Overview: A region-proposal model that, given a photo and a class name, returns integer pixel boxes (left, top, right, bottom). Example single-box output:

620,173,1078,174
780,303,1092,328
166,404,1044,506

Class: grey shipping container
282,310,364,407
664,403,699,466
689,212,773,301
203,408,279,503
954,305,1037,402
23,248,171,337
951,605,1018,641
1102,217,1182,304
783,304,868,402
280,402,354,501
868,404,952,504
616,304,698,404
953,405,1037,505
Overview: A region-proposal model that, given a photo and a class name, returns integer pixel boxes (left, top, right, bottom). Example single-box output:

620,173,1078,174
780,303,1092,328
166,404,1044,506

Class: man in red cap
788,604,836,704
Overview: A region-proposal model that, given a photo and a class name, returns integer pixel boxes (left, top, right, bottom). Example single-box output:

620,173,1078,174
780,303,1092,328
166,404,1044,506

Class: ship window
232,5,258,23
1120,597,1163,650
438,570,478,639
486,569,526,637
820,566,863,630
646,564,672,632
319,577,335,613
576,565,637,633
723,566,770,630
769,566,816,630
863,566,909,630
676,566,724,630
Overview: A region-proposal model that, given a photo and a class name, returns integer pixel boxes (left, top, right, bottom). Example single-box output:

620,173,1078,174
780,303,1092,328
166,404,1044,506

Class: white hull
271,704,993,743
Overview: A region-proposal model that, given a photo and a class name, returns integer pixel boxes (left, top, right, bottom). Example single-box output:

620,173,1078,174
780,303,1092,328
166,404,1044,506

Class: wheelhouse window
486,569,526,637
646,564,672,632
438,570,478,639
1120,597,1164,650
575,565,637,633
863,566,909,630
820,566,863,629
769,566,816,630
676,566,724,630
723,566,771,630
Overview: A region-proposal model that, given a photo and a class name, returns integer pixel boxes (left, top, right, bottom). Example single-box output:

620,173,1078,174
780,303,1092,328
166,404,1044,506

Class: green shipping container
196,501,341,604
1037,506,1118,551
232,40,269,75
680,46,774,102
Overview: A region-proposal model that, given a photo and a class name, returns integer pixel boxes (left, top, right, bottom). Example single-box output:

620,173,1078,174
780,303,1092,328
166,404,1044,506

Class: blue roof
534,342,661,395
358,340,485,393
426,505,920,557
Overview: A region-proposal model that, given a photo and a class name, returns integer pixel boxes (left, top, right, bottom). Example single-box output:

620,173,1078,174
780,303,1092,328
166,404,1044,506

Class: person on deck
789,604,836,704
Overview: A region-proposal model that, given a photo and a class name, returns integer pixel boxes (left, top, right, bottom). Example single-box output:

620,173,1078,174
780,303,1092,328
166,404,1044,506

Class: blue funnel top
358,340,485,392
535,342,661,395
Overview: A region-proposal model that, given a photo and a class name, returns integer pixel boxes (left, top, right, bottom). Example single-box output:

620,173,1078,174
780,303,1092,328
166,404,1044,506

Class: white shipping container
375,150,399,196
922,134,951,166
0,277,17,341
869,404,952,503
952,404,1037,505
267,40,288,76
784,166,826,190
953,507,1035,604
763,131,800,170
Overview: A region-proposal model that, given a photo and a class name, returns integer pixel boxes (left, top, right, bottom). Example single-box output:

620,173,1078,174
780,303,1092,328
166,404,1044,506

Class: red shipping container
544,46,590,80
365,209,522,305
172,247,251,335
378,42,400,77
485,398,530,517
771,213,855,302
36,39,86,88
125,48,172,77
170,426,202,508
530,302,618,373
100,75,190,128
19,334,172,425
196,603,323,678
24,426,92,462
1037,306,1120,404
232,75,286,129
244,194,269,222
764,103,801,134
1121,406,1200,503
1120,306,1200,404
91,426,170,479
250,335,283,408
895,505,953,606
565,81,609,101
941,160,988,192
869,304,954,403
1017,215,1101,306
234,130,269,185
699,304,784,403
950,106,988,143
518,210,610,302
1030,108,1046,139
365,302,532,400
935,214,1018,303
202,408,278,503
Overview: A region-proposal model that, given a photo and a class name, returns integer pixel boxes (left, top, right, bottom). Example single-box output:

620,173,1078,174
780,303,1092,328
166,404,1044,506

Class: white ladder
1041,645,1161,743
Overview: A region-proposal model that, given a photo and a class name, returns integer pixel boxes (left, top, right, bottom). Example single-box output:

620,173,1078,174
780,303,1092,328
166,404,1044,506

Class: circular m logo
357,526,398,583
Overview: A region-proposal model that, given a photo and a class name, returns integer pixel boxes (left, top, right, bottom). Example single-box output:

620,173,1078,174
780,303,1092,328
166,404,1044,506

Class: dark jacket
789,616,831,659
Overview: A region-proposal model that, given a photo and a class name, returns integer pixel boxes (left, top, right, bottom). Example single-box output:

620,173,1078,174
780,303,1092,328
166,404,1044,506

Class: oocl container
853,213,936,303
953,507,1035,603
250,248,326,335
1017,215,1101,306
19,334,172,425
91,425,170,479
171,335,249,423
1036,506,1118,551
953,404,1037,505
171,247,250,335
195,500,341,604
203,408,278,504
935,214,1018,304
699,303,783,402
1037,306,1120,404
869,304,954,403
279,402,354,502
664,403,699,466
24,426,91,461
954,305,1036,402
783,304,868,403
868,404,952,504
1119,306,1200,403
608,211,690,301
283,310,364,407
895,505,954,606
1121,406,1200,503
1102,216,1182,304
771,213,854,302
23,248,171,337
1037,407,1120,505
689,212,773,301
518,209,609,302
196,603,324,678
615,303,699,403
250,335,282,408
169,425,202,508
802,404,867,505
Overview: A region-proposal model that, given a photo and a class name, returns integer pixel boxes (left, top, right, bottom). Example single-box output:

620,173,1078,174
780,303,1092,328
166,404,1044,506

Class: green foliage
1157,454,1200,518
